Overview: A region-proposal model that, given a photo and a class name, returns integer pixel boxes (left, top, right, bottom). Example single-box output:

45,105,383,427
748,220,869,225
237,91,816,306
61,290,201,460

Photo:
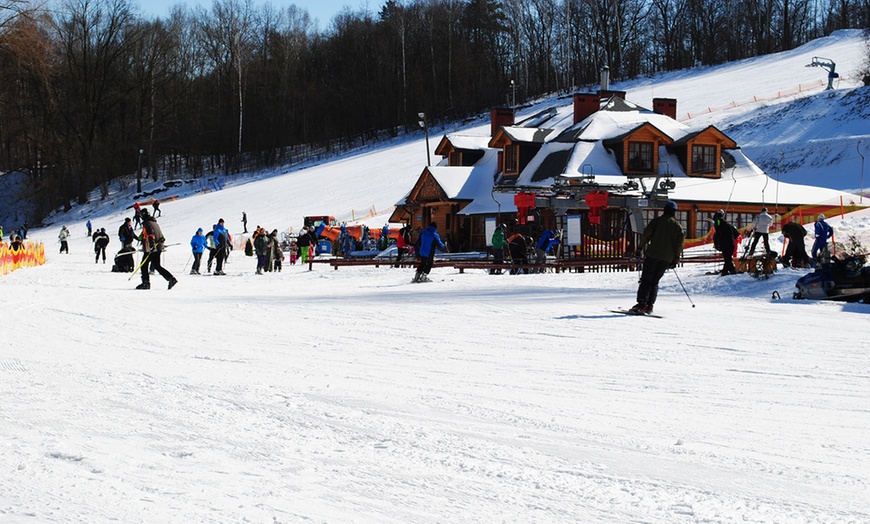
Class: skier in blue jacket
812,214,833,260
413,223,445,283
190,228,208,275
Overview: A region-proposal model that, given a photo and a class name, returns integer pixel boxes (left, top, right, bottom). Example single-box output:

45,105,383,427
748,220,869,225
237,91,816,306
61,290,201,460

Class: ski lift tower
806,56,839,90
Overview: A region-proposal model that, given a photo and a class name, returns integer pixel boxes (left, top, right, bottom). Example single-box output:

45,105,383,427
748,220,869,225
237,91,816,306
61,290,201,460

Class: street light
417,112,430,167
858,141,865,203
137,148,144,193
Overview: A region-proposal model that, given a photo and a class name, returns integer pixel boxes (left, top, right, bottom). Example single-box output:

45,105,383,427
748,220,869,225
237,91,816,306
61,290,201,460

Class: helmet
139,208,150,219
499,223,506,230
664,201,678,211
818,214,825,220
761,207,768,213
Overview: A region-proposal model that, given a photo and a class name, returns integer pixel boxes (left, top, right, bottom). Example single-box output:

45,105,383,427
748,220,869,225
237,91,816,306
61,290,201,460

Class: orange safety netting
0,242,46,276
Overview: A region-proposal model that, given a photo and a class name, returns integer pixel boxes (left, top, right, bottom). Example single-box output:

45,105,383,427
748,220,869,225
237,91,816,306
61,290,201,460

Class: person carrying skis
812,214,834,261
746,207,774,257
58,226,71,253
190,228,208,275
135,208,177,290
132,202,142,227
712,210,739,275
629,200,684,315
93,227,110,264
781,219,810,268
413,222,445,283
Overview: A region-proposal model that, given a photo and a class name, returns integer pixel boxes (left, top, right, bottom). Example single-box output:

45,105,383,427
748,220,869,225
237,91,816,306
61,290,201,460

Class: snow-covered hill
1,31,869,523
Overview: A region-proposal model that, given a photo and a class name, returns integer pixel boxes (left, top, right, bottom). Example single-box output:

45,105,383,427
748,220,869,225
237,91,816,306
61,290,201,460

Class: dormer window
691,145,716,175
627,142,654,172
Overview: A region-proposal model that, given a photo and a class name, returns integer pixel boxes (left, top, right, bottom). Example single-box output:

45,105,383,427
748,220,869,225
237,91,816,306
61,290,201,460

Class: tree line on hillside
0,0,866,220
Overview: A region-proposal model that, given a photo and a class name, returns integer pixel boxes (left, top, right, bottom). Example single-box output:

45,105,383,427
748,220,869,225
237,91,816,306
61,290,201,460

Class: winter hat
430,222,438,229
664,201,677,211
818,214,825,220
218,218,224,224
125,217,131,223
761,207,768,213
197,228,203,233
717,209,724,215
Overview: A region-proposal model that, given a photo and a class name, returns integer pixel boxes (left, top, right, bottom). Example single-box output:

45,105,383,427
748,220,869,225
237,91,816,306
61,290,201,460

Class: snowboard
607,308,663,319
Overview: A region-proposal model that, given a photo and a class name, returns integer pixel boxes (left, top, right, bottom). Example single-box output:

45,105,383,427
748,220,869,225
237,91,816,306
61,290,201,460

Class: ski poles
671,267,696,308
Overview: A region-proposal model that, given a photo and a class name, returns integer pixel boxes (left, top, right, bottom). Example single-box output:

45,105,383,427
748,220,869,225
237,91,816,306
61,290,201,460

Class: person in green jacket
629,201,685,315
491,223,507,274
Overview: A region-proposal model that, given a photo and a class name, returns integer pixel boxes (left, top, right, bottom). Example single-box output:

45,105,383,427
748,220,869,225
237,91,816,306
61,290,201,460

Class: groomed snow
2,232,869,522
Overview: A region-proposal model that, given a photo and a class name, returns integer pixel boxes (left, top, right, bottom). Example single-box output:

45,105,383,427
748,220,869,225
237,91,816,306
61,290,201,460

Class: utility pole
137,148,144,193
858,141,865,203
418,112,430,166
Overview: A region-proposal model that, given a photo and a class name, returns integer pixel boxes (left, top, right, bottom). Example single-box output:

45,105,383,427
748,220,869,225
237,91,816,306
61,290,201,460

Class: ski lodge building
390,92,865,256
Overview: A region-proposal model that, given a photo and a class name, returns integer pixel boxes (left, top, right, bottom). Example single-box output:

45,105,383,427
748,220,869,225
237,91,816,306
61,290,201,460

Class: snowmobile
793,255,870,302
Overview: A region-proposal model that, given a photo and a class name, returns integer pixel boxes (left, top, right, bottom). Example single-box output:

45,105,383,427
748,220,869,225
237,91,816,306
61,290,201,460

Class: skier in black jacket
712,210,739,275
92,228,111,264
782,219,810,268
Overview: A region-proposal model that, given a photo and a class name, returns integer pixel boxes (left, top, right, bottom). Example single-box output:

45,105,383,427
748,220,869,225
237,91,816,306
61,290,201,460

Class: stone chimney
573,93,600,124
653,98,677,120
490,107,515,136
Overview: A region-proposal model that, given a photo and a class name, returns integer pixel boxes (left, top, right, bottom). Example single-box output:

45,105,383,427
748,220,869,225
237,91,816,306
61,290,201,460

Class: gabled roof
489,126,555,148
670,125,738,148
435,134,492,156
602,122,674,146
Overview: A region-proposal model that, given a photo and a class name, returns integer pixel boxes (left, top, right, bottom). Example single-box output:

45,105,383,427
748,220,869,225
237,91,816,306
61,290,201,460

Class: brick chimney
653,98,677,120
573,93,600,124
490,108,515,136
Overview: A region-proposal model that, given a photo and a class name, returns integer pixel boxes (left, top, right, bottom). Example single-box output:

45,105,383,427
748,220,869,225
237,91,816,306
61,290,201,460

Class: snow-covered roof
498,126,555,143
443,135,491,151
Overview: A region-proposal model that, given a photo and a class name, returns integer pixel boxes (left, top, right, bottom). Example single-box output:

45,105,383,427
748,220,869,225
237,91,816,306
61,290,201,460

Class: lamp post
418,112,430,166
137,148,144,193
858,141,865,203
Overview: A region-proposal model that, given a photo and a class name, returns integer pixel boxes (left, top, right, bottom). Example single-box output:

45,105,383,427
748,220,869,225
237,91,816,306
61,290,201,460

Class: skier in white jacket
747,208,774,257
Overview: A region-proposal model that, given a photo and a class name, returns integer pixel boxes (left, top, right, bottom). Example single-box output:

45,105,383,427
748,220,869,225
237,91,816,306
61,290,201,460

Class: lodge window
691,145,717,175
449,151,462,166
504,144,519,174
627,142,654,172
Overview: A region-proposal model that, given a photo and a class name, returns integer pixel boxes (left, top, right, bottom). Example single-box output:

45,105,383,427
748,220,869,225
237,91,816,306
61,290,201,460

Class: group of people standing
711,207,835,274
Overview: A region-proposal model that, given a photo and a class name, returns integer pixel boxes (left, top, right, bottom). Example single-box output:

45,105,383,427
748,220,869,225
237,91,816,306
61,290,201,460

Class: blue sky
138,0,365,29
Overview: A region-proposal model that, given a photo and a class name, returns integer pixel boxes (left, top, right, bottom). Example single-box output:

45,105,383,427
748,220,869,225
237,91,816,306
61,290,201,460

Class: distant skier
712,210,739,275
812,214,834,261
133,202,142,227
58,226,70,254
629,200,684,315
86,219,92,237
92,227,110,264
413,222,445,283
152,199,161,218
190,228,208,275
135,208,177,290
242,211,248,233
213,218,231,275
